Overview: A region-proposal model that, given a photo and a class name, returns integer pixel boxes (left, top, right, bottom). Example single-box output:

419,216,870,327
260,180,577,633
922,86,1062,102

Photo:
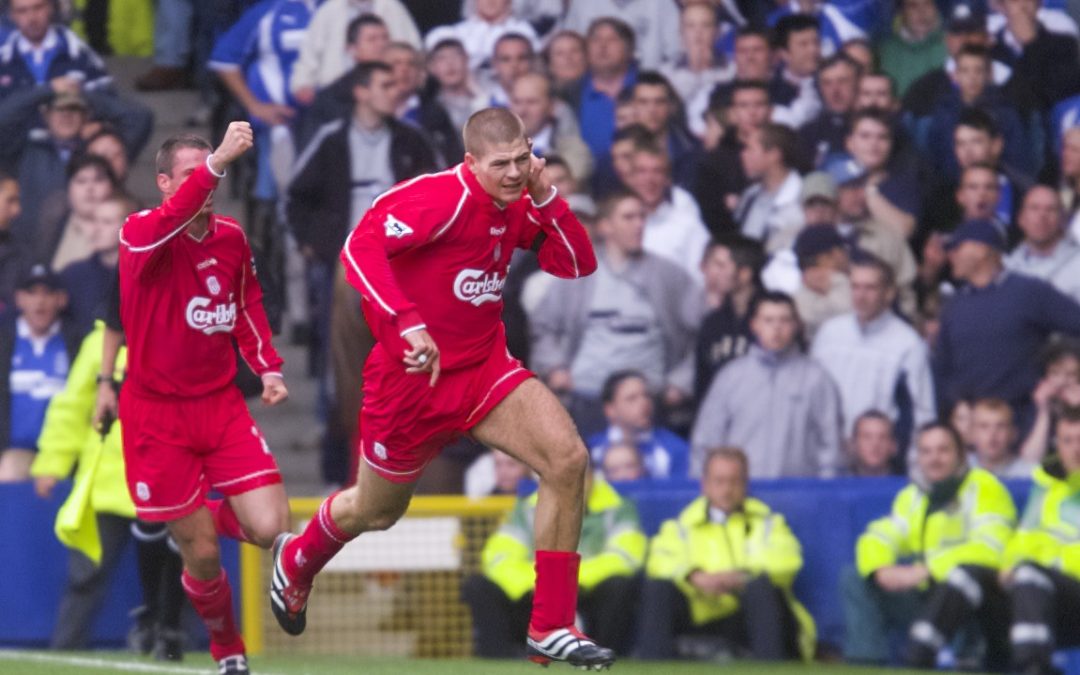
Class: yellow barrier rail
242,495,516,656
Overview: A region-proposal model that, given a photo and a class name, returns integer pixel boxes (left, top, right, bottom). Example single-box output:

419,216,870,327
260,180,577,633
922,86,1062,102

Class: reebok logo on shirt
186,296,237,334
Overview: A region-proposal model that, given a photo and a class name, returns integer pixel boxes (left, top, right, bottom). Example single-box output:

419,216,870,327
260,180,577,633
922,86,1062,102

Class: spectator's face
604,375,654,431
950,400,974,446
610,138,637,184
836,183,868,221
349,24,390,63
751,300,797,352
632,83,672,135
702,246,738,298
0,180,21,230
901,0,940,39
740,131,770,180
733,35,772,80
86,200,125,255
846,119,891,172
510,76,552,136
855,75,896,112
956,168,999,220
916,428,964,484
14,285,66,335
850,265,894,323
45,105,86,142
547,34,586,84
493,38,533,91
545,163,577,197
680,4,718,55
729,88,771,136
354,70,399,118
947,240,994,281
1018,186,1064,247
587,24,632,75
818,62,858,114
602,444,646,482
1002,0,1040,27
466,137,532,205
1062,129,1080,179
803,197,837,227
971,406,1015,464
69,165,113,219
492,450,529,494
1047,354,1080,388
599,196,646,255
953,126,998,170
955,55,990,103
10,0,52,44
852,417,897,474
87,135,128,184
428,45,468,89
1055,419,1080,474
476,0,510,22
702,455,747,514
781,28,821,78
386,47,422,99
614,100,638,128
628,152,671,210
945,30,990,58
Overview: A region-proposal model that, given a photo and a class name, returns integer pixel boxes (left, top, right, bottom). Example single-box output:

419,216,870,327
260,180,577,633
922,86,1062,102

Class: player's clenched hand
525,152,554,203
261,373,289,406
210,121,255,173
403,329,440,387
93,380,118,432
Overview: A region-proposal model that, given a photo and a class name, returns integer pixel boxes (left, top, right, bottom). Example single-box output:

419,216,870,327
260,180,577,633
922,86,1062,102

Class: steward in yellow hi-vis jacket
843,422,1016,670
462,471,646,658
636,448,815,662
1004,410,1080,675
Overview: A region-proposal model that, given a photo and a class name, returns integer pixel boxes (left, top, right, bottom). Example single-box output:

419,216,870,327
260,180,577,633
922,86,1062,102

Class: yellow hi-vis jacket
645,496,817,661
30,322,133,564
1003,464,1080,579
856,467,1016,583
481,476,646,601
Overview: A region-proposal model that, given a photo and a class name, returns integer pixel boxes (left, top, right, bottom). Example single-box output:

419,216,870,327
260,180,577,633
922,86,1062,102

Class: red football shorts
120,385,282,521
357,343,534,483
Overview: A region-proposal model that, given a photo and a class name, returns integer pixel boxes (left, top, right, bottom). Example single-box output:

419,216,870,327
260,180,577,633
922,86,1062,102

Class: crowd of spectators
3,0,1080,669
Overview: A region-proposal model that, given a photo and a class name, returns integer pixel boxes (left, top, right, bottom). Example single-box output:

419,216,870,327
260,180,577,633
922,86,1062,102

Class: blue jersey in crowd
0,25,110,97
9,320,69,450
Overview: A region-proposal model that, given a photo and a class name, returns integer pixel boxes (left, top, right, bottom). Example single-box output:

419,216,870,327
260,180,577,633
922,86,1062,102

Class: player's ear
155,171,170,194
464,151,479,173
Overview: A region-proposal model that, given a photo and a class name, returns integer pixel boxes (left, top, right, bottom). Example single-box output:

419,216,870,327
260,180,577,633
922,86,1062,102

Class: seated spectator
952,164,1008,237
630,72,700,190
791,225,851,339
935,218,1080,431
462,471,645,657
585,370,689,480
659,2,732,107
289,0,420,101
734,123,803,250
694,237,765,402
0,265,81,481
855,72,900,113
60,192,135,334
798,53,861,170
0,171,20,318
595,123,652,197
969,397,1036,478
510,73,592,183
543,30,587,102
876,0,947,98
626,143,710,285
572,18,638,163
425,0,537,74
1003,409,1080,675
562,0,679,70
767,0,865,58
46,153,118,272
1006,185,1080,300
991,0,1080,115
390,41,460,166
842,422,1015,670
464,449,532,498
691,292,842,478
637,447,814,661
1018,339,1080,464
530,191,704,438
847,411,900,477
838,109,921,238
85,129,130,186
812,255,935,450
484,32,536,108
768,14,822,129
693,28,774,138
600,442,646,483
541,155,594,219
423,38,489,136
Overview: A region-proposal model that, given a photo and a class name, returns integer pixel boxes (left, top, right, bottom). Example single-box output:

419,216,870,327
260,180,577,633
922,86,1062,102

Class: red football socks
181,569,244,661
206,498,249,543
530,550,581,632
283,491,352,586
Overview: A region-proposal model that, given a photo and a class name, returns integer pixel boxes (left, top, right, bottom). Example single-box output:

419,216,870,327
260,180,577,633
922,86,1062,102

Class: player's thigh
470,378,588,479
0,449,35,481
228,482,289,547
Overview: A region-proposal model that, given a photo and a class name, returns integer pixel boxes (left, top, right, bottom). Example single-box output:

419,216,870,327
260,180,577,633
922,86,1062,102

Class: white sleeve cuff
205,154,227,178
400,324,427,337
534,185,558,208
261,371,284,379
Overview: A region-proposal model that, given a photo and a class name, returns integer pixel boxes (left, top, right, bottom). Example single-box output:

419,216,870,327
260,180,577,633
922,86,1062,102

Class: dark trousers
635,575,798,661
1010,563,1080,674
461,574,640,658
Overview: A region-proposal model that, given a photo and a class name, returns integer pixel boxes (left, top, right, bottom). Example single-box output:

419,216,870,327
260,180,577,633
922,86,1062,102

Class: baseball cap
945,219,1006,252
17,263,64,291
49,91,88,111
947,3,987,34
823,156,867,187
800,171,838,205
794,226,846,268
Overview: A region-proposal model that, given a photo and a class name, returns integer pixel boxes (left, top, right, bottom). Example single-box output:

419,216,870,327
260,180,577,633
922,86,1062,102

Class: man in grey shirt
1005,185,1080,301
691,291,843,478
530,190,705,436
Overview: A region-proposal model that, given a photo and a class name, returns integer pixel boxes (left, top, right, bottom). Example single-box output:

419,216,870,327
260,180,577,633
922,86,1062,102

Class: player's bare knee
357,508,402,533
540,440,588,488
245,510,289,548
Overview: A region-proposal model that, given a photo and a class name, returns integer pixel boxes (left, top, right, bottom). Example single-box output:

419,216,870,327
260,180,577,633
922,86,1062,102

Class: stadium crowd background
4,0,1080,670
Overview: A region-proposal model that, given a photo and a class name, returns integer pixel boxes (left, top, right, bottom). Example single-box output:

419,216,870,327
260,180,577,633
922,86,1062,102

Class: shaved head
463,107,526,158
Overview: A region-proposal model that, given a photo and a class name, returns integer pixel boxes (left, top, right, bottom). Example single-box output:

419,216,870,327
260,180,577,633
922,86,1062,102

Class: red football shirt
341,163,597,370
119,158,282,398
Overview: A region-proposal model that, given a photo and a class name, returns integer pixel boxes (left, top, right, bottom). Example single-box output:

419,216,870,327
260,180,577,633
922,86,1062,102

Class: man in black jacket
287,60,437,486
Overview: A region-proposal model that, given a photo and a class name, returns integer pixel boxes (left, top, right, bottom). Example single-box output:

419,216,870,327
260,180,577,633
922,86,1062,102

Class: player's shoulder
213,216,249,242
371,165,468,214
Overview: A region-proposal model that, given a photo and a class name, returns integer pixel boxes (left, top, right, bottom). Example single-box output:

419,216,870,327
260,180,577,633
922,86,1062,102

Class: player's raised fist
211,122,254,171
